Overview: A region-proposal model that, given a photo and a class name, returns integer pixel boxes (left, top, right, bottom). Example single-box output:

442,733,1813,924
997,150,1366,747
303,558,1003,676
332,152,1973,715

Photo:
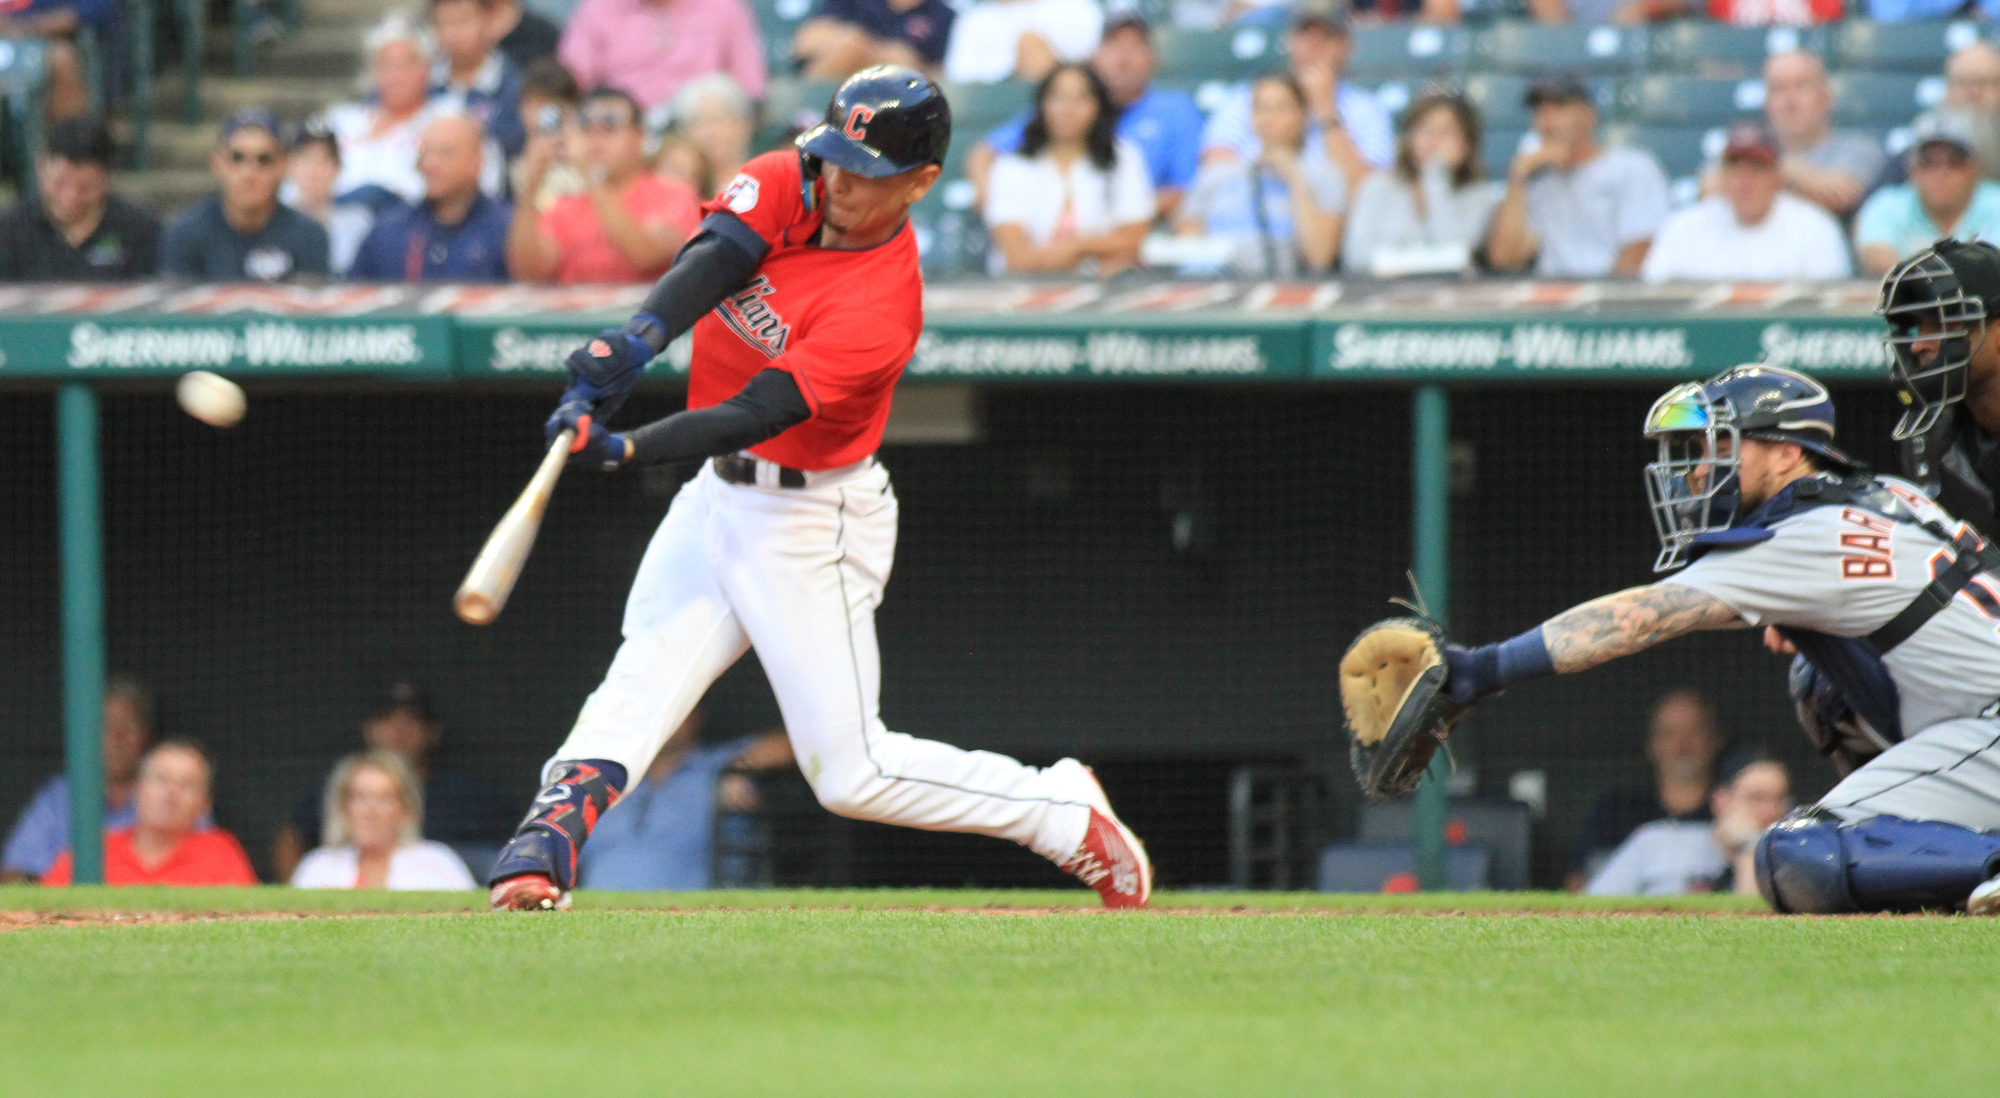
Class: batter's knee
806,765,873,820
1756,808,2000,914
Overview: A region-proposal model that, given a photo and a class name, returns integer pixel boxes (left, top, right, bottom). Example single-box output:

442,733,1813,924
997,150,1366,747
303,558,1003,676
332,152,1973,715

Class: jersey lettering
1838,508,1895,580
843,105,876,141
717,275,791,358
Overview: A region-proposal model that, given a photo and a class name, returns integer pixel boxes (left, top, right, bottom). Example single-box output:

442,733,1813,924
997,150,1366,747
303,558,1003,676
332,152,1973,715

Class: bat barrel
453,429,574,625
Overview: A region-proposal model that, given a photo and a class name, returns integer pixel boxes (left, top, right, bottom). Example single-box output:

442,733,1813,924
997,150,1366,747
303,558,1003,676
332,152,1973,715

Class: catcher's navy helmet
796,65,951,181
1642,364,1855,571
1878,238,2000,439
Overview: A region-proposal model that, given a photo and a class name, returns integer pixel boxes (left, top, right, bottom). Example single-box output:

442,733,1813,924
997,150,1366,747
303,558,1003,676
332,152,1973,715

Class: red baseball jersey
689,150,923,470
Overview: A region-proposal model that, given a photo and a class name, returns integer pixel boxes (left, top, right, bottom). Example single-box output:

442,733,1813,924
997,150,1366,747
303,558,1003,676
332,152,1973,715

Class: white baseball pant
547,457,1094,864
1820,716,2000,830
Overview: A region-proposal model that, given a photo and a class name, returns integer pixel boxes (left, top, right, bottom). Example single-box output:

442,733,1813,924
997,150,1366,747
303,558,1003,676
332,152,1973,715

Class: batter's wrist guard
621,312,670,355
488,760,628,891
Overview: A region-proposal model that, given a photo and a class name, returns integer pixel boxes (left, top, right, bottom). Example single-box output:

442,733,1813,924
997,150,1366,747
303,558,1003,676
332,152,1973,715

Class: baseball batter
486,67,1151,911
1420,365,2000,914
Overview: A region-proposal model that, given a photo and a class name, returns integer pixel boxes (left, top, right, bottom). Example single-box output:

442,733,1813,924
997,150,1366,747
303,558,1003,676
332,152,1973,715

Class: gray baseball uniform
1663,476,2000,830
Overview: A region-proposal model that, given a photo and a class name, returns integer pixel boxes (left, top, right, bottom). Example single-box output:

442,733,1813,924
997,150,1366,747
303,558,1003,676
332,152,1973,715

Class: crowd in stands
0,0,1994,284
3,678,791,891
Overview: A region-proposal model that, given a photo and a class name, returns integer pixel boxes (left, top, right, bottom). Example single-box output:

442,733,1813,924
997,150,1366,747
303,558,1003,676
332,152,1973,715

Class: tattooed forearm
1542,583,1745,674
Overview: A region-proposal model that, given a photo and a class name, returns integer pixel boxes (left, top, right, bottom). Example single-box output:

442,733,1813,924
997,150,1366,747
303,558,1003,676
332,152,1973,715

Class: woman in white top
984,63,1154,276
1342,90,1505,277
291,750,476,891
325,11,502,207
1176,74,1346,277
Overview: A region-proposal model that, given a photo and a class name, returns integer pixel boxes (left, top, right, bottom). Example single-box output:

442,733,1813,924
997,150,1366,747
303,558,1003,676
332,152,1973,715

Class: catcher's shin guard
1755,808,2000,913
489,760,628,894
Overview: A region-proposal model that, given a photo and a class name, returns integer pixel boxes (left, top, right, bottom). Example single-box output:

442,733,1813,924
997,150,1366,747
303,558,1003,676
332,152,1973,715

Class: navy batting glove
545,398,631,472
565,330,650,404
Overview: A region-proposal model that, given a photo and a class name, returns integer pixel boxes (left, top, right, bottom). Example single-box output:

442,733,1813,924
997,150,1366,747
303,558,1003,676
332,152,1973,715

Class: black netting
0,378,1898,889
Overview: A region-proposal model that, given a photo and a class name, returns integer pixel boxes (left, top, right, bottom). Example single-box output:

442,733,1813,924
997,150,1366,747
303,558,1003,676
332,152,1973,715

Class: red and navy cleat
487,760,625,911
1056,764,1152,909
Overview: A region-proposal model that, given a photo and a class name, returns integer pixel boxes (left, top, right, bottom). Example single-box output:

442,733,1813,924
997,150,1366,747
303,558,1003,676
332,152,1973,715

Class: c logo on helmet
843,104,876,141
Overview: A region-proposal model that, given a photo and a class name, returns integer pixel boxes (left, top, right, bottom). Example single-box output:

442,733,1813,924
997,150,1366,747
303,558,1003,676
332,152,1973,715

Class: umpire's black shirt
0,194,161,281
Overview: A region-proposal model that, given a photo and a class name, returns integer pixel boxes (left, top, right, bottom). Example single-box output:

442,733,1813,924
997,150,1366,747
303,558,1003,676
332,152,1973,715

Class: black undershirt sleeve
629,212,770,352
624,368,813,467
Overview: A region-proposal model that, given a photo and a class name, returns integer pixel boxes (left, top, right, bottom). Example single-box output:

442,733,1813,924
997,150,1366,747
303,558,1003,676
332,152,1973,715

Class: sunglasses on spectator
581,109,636,131
1914,146,1974,170
226,148,280,167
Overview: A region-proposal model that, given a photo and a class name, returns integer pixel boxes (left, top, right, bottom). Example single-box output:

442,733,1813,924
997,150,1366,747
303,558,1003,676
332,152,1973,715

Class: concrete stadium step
112,168,213,218
207,22,373,79
150,75,360,122
299,0,407,22
117,120,227,171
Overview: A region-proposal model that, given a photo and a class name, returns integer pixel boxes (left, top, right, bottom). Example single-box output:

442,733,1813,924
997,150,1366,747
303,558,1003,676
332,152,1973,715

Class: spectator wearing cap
1343,90,1503,277
1855,111,2000,278
969,14,1203,219
1642,120,1851,282
1760,51,1884,220
1199,1,1392,196
792,0,956,80
291,752,477,890
326,11,506,210
508,86,701,283
942,0,1103,85
429,0,528,159
42,741,257,888
271,681,517,883
491,0,562,70
283,124,377,275
348,114,512,282
0,116,158,281
159,109,331,281
557,0,767,114
1585,753,1791,898
1485,73,1669,279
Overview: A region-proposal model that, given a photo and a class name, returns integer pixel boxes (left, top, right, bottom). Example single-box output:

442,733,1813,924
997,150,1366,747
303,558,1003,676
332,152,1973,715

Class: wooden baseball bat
454,429,574,626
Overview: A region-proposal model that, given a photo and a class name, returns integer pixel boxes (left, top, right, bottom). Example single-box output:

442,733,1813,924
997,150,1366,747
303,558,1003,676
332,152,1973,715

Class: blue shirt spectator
2,777,140,880
578,736,764,891
986,86,1204,199
160,109,332,281
1855,112,2000,277
1869,0,2000,19
429,0,528,161
1201,82,1393,171
801,0,956,69
348,192,512,281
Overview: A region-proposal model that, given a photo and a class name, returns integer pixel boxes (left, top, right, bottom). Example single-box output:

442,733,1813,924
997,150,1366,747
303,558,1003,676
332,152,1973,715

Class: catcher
1343,364,2000,915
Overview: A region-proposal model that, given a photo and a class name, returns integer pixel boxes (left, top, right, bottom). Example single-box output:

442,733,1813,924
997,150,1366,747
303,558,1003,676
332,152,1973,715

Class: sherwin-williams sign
1312,318,1888,381
0,316,455,376
910,318,1310,380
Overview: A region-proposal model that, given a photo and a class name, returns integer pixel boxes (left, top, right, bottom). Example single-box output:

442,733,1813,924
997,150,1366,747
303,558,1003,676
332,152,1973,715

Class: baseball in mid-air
176,371,246,428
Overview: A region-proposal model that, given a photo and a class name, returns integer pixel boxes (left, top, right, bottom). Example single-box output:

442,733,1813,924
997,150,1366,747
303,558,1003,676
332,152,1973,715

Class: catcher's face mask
1879,247,1986,440
1644,382,1742,572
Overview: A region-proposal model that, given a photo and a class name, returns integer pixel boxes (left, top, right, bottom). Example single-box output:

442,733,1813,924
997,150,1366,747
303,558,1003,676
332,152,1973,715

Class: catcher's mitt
1342,617,1471,803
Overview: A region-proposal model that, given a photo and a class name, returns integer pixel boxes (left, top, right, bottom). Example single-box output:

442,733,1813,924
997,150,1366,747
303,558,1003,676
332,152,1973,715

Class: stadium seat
1152,26,1284,83
1345,25,1472,83
1602,122,1722,181
1828,18,1982,73
1480,126,1526,178
1470,20,1647,76
1829,72,1944,127
1646,20,1819,78
1463,72,1617,131
940,80,1035,131
753,0,816,71
1617,74,1765,127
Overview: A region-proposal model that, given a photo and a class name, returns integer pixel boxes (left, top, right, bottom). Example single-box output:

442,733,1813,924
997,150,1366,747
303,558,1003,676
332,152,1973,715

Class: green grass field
2,887,1990,1097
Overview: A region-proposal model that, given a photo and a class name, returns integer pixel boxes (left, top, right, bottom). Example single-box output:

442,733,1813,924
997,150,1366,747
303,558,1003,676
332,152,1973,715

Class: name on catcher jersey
1663,476,2000,734
688,151,923,470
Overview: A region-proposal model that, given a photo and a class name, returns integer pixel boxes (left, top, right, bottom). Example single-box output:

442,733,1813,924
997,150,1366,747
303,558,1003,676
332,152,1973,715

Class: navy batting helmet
797,65,951,181
1878,238,2000,439
1642,364,1856,570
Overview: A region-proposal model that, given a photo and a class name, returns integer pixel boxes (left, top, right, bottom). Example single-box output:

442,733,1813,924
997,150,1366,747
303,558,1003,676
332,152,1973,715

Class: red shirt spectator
543,175,701,283
557,0,767,113
1707,0,1841,24
41,740,258,887
43,828,257,887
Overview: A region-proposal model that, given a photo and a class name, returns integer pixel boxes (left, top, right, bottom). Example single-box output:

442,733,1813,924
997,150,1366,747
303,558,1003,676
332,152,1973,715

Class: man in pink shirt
508,87,702,283
558,0,767,114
